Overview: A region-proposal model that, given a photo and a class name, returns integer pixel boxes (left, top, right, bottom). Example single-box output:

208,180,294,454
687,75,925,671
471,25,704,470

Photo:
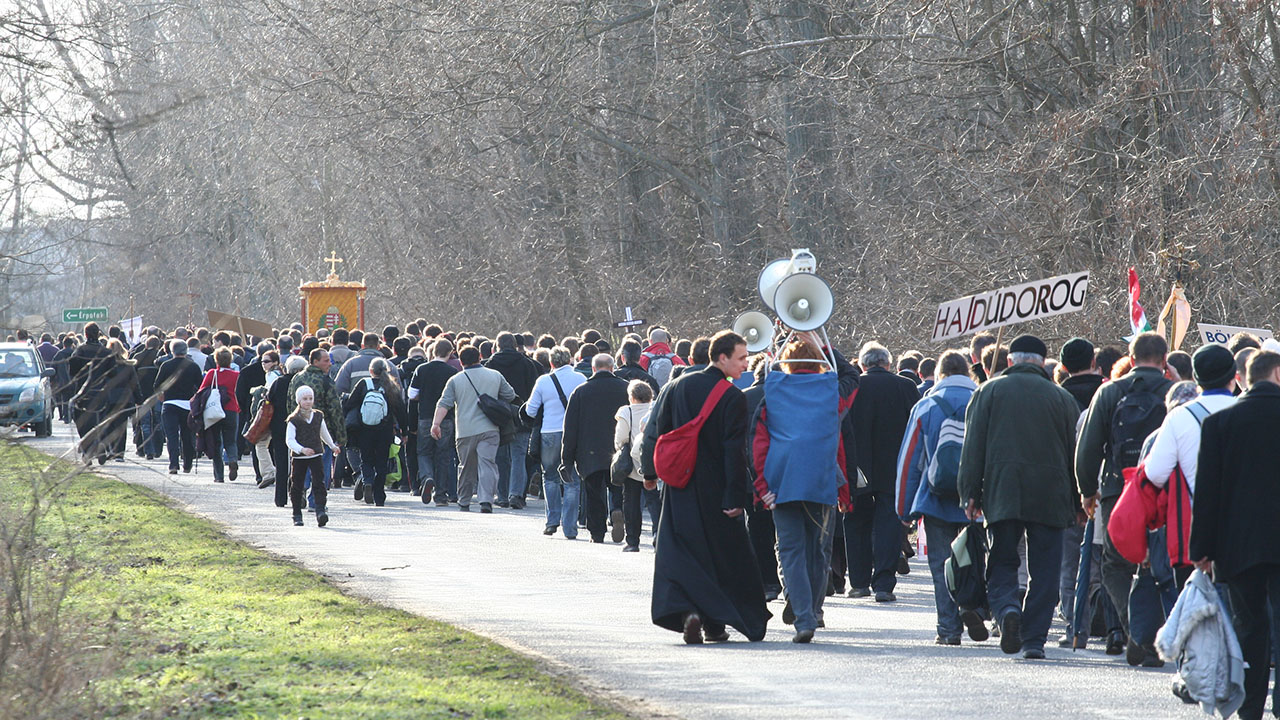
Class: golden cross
324,251,343,276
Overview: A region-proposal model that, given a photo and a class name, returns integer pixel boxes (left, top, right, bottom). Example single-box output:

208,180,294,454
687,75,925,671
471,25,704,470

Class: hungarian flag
1128,267,1152,340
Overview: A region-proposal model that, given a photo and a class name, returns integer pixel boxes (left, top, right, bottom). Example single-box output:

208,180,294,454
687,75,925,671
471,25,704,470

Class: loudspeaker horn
757,259,792,311
773,272,833,332
733,311,775,353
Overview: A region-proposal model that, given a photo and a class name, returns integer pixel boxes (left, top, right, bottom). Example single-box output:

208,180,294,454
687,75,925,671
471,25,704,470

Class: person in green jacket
958,334,1080,660
288,348,348,450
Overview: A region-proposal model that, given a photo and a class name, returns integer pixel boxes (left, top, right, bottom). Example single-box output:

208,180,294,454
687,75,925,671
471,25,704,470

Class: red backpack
653,380,731,489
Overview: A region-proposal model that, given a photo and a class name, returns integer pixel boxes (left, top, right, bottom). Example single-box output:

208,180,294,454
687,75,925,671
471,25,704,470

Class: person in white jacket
286,385,341,527
613,380,654,552
1144,344,1238,497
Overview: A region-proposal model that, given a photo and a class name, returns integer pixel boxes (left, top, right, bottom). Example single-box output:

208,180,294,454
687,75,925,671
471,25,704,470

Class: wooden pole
987,323,1006,379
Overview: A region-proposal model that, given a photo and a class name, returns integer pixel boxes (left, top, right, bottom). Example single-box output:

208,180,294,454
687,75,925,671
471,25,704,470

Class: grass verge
2,440,634,719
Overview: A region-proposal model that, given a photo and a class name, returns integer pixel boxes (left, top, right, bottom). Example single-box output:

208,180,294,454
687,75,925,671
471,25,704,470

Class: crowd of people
15,316,1280,719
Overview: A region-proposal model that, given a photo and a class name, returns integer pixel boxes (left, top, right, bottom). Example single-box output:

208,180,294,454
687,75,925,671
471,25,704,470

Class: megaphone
757,259,792,311
733,311,775,353
773,272,833,332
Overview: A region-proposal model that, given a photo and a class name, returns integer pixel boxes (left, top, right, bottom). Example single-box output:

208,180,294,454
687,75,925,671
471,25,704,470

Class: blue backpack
925,393,967,500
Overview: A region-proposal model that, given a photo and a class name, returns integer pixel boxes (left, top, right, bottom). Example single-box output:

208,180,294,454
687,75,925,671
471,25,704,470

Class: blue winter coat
894,374,976,524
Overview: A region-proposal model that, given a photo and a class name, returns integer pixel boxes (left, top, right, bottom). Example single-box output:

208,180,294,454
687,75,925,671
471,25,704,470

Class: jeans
845,491,903,593
456,430,500,507
1128,528,1179,648
988,519,1063,652
418,416,457,502
496,428,532,501
1059,523,1085,625
774,502,835,632
1228,564,1280,720
540,431,579,538
923,517,964,639
290,455,326,515
206,410,240,482
139,405,164,458
161,403,194,471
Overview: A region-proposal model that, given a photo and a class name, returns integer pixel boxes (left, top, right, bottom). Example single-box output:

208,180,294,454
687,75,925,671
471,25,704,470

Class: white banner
932,271,1090,343
1198,323,1274,346
119,316,143,344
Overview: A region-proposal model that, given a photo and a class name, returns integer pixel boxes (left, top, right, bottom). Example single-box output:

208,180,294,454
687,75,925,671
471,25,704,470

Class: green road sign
62,307,109,323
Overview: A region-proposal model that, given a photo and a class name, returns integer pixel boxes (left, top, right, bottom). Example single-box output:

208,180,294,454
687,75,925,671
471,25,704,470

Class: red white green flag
1128,267,1152,340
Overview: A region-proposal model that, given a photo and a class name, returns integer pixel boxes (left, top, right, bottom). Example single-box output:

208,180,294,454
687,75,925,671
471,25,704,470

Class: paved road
19,424,1204,720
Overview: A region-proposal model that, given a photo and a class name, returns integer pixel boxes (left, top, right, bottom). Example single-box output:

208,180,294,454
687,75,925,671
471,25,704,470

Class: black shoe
1172,681,1196,705
354,481,364,501
480,503,493,514
1058,635,1075,648
435,499,449,507
228,463,238,482
509,497,525,510
897,556,911,575
420,480,435,502
1021,647,1046,660
543,525,558,536
495,500,509,508
874,591,897,603
961,609,990,642
936,635,961,646
364,491,375,505
792,629,814,644
257,476,274,488
317,510,329,527
459,505,470,512
590,537,604,544
704,627,730,643
169,468,178,475
293,513,303,526
999,612,1022,655
826,576,836,597
1105,631,1125,655
213,477,224,483
183,465,192,473
847,588,871,599
682,613,703,645
410,486,421,496
782,600,795,625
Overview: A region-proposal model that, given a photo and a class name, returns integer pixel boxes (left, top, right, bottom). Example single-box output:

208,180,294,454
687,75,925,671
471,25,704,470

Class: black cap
1009,334,1048,358
1192,344,1236,389
1059,337,1095,373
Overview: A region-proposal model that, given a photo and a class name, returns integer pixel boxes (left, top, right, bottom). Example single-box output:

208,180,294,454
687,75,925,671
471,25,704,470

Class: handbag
202,370,226,429
610,407,636,486
462,370,517,445
243,400,273,444
653,380,731,489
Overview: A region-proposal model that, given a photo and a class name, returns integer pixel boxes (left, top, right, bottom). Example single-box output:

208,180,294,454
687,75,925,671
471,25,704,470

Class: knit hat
294,385,314,403
1192,344,1236,389
1059,337,1095,373
1009,334,1048,358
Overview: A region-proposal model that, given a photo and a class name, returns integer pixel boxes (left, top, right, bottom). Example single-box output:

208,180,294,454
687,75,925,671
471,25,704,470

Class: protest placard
1198,323,1274,346
932,271,1090,343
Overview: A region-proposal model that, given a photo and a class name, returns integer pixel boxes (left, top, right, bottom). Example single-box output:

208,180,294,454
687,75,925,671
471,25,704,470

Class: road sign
62,307,108,323
615,306,646,329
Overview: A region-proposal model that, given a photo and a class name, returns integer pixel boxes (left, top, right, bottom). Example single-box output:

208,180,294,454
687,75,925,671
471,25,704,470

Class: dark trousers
1226,565,1280,720
139,406,164,458
582,470,610,542
404,431,418,491
747,504,781,590
290,455,327,515
845,491,902,593
74,406,105,460
1099,495,1138,634
988,519,1063,652
621,478,649,548
358,433,390,505
102,406,130,458
273,434,291,507
161,404,194,471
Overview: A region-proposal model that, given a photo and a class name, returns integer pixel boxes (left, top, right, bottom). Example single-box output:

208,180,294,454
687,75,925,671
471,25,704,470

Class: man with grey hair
640,326,685,387
155,338,204,475
959,334,1080,659
562,353,631,543
846,341,922,602
526,346,587,536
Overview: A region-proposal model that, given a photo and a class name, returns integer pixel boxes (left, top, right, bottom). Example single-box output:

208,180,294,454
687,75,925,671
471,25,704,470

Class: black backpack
1107,380,1166,470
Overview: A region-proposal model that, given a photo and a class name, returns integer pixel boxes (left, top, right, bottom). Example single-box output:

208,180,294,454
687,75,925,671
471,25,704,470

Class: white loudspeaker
773,272,833,332
733,311,775,353
757,259,792,311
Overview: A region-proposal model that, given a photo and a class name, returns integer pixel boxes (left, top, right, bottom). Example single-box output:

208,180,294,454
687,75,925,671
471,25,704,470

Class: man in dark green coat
958,334,1079,659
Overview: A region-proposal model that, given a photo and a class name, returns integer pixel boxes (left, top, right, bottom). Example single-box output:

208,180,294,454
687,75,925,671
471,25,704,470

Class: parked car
0,343,54,437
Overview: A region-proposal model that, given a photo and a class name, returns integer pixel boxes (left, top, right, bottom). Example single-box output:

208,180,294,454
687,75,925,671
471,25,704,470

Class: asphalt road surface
19,423,1207,720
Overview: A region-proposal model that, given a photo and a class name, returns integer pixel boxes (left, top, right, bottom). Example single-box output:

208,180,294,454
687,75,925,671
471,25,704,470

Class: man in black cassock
641,330,770,643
